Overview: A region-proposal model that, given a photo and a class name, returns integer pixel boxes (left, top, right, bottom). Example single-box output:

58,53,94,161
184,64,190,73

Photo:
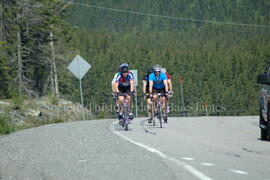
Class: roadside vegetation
0,96,92,135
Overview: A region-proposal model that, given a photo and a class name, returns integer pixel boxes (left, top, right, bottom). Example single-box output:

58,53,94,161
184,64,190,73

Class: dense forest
1,0,270,117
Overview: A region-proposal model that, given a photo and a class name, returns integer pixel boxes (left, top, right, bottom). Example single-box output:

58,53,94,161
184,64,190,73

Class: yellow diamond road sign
68,55,91,80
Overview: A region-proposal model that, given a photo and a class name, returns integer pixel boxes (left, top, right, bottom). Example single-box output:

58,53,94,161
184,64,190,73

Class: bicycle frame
118,93,131,131
152,93,166,128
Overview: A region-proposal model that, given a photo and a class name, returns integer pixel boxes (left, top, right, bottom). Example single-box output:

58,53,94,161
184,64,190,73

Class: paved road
0,116,269,180
112,116,270,180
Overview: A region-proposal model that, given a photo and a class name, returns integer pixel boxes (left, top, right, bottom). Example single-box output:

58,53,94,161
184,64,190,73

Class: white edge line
229,169,248,175
181,157,195,161
200,163,215,167
111,121,213,180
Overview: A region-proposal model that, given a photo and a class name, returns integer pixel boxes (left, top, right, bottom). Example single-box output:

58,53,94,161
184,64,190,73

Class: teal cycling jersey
149,72,167,89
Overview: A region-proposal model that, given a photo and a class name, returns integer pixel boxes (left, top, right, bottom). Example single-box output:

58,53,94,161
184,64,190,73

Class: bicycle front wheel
123,104,129,131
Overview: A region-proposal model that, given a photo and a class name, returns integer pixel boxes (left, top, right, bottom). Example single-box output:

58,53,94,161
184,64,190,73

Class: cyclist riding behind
149,64,169,123
115,64,135,121
143,67,154,123
161,68,173,114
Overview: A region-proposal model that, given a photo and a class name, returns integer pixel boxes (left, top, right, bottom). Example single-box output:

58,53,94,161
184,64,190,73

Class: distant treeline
1,0,270,116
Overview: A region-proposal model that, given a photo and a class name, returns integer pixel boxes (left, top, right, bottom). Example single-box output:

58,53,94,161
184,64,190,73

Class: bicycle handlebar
145,93,168,96
117,92,135,97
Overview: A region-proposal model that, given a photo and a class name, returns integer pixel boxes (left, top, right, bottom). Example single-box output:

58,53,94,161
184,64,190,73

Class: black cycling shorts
153,88,166,96
118,86,130,94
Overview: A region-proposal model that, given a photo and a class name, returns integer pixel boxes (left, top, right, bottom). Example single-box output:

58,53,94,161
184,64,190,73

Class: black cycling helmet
147,67,153,74
121,66,129,73
119,63,128,72
120,63,128,68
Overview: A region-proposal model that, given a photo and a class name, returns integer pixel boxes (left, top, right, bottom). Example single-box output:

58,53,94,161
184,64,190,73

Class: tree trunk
50,31,59,98
17,31,23,97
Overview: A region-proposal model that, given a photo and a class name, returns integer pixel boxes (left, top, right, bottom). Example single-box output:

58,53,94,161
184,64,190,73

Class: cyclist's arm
130,80,134,92
149,81,153,94
115,82,120,93
112,81,116,92
163,79,169,92
142,80,147,93
168,79,172,91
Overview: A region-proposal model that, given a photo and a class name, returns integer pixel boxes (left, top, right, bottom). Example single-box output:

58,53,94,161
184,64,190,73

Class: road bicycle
118,93,131,131
152,93,167,128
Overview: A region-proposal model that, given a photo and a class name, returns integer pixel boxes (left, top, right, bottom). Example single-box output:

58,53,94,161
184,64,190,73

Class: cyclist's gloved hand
144,93,149,99
129,91,135,96
112,92,117,99
149,93,153,98
143,93,146,99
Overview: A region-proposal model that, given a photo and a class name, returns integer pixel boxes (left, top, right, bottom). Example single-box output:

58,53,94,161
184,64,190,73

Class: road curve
0,120,179,180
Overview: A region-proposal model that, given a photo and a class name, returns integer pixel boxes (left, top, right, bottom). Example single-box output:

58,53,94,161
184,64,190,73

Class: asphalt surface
0,116,269,180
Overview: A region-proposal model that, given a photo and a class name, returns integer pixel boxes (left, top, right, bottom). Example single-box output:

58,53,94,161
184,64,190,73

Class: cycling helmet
120,66,129,73
120,63,129,68
161,68,166,73
147,67,153,74
153,64,161,72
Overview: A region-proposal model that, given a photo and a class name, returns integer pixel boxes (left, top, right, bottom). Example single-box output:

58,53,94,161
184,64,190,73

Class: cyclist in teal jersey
149,64,169,122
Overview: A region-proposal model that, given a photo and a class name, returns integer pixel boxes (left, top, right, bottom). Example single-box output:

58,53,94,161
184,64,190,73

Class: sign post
179,76,185,117
68,55,91,120
130,70,138,118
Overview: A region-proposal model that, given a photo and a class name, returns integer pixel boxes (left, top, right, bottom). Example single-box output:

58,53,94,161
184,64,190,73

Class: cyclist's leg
166,96,170,114
127,94,134,119
122,86,133,120
161,88,168,122
152,88,159,115
118,96,124,119
146,97,153,123
127,94,132,113
112,81,119,113
118,86,125,120
145,91,152,121
114,96,119,113
161,96,166,113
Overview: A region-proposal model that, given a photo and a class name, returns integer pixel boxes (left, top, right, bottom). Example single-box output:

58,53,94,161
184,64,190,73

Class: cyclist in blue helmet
111,63,129,114
115,64,135,121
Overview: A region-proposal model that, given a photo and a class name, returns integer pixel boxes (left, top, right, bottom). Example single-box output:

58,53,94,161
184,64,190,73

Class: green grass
0,114,15,135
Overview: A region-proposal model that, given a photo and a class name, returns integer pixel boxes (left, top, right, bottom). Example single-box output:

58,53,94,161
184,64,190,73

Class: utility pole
179,76,185,117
